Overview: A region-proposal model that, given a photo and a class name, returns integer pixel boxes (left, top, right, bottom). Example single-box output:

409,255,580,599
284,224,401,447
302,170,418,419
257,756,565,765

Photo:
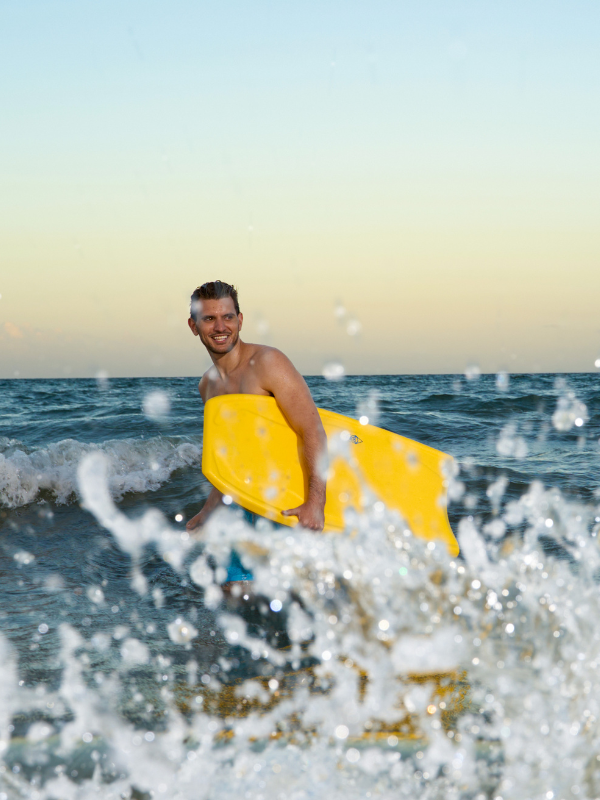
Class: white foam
0,435,202,508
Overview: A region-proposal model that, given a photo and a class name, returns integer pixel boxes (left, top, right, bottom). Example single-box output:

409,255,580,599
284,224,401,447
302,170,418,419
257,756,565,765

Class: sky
1,0,600,378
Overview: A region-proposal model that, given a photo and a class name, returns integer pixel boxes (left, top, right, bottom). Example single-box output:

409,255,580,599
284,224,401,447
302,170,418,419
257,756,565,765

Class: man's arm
258,349,327,531
186,372,222,532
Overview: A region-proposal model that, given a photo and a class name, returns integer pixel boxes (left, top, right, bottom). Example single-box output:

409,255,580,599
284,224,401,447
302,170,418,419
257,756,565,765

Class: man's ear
238,312,243,330
188,317,199,336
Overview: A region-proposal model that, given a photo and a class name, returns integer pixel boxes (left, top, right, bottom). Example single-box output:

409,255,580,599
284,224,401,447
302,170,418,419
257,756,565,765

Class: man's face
188,297,243,356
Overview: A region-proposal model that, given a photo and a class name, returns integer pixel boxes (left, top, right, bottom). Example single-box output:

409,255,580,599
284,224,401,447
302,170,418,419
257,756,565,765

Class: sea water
0,373,599,799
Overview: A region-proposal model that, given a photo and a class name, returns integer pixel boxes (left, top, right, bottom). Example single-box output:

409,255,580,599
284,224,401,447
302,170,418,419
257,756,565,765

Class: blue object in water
224,507,256,583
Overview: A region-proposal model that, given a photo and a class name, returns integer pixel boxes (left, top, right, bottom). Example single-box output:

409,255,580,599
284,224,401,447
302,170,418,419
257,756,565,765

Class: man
186,280,327,538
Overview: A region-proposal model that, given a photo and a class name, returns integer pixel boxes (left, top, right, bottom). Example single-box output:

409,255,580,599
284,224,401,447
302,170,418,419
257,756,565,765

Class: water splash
496,423,528,458
552,387,588,432
3,399,600,798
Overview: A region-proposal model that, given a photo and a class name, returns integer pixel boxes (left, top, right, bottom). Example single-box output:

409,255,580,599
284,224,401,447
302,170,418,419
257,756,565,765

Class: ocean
0,372,599,799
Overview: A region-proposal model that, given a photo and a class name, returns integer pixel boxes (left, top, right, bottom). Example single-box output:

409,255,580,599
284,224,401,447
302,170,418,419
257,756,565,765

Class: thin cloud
4,322,23,339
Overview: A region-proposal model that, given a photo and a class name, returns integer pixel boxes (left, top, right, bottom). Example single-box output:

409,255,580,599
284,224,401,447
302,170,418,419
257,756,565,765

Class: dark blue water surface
2,373,598,503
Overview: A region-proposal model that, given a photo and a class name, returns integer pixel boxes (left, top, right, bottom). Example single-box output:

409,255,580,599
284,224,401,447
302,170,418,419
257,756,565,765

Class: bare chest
204,369,270,400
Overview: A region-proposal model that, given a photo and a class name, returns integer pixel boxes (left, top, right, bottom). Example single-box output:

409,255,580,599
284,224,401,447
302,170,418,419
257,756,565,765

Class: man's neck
209,339,246,379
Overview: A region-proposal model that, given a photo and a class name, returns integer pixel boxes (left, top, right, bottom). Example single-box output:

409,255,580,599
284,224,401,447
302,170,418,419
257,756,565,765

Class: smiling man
186,280,327,544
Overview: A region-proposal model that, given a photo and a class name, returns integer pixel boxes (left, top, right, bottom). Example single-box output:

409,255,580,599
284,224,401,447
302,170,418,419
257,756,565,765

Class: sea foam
0,435,202,508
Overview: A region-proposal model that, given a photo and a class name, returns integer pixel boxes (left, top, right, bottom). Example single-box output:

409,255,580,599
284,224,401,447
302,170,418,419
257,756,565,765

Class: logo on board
349,435,363,444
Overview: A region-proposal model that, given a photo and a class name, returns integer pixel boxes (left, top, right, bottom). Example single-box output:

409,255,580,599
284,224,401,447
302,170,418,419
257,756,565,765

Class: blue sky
1,1,599,376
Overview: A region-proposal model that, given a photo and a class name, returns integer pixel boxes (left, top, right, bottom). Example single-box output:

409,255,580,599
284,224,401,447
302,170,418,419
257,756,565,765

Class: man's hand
282,500,325,531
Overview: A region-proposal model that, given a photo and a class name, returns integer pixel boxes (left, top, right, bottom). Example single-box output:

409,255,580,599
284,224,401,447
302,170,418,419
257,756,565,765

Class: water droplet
95,370,109,390
334,301,347,320
322,362,345,381
552,391,588,432
346,319,362,336
167,617,198,644
121,637,150,664
142,390,170,421
13,551,35,566
86,586,104,604
496,371,509,391
357,389,380,425
496,423,528,458
256,318,270,339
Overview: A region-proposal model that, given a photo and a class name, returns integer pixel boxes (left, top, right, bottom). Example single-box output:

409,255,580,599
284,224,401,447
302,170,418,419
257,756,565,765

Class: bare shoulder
198,365,221,402
247,345,309,397
250,345,297,372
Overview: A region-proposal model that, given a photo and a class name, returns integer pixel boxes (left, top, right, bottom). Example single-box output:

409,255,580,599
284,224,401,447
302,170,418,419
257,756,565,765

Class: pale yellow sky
2,1,600,378
3,217,599,378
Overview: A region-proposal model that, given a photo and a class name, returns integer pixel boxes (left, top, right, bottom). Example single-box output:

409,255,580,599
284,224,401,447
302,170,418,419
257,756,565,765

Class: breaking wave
0,435,203,508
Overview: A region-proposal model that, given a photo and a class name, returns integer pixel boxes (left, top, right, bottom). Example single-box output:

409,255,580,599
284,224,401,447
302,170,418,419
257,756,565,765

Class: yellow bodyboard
202,394,459,557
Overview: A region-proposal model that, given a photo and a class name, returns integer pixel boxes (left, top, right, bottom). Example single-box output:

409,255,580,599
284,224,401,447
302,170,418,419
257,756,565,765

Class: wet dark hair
190,281,240,319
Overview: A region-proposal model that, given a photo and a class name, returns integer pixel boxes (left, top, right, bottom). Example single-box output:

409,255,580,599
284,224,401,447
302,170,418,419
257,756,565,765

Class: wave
0,435,202,508
420,391,548,413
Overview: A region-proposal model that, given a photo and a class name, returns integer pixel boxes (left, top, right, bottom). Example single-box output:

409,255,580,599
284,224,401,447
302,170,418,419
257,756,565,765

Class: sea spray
1,374,600,798
3,454,600,796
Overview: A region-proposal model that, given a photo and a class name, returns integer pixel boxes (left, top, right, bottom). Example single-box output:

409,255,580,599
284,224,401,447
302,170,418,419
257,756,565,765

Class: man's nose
213,318,227,331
